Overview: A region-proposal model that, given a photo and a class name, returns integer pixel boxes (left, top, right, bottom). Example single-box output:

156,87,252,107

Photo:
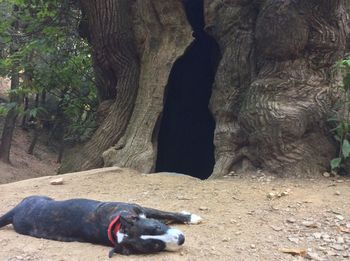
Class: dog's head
113,213,185,255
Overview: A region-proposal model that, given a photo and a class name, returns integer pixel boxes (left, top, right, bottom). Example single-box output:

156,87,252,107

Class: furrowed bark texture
102,1,192,172
60,0,140,173
206,0,350,177
60,0,192,173
62,0,350,177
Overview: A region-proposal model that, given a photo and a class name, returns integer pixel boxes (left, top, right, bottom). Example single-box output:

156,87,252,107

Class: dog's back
0,196,118,245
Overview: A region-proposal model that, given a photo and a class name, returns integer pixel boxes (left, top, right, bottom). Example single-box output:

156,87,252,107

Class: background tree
0,2,21,163
0,0,97,163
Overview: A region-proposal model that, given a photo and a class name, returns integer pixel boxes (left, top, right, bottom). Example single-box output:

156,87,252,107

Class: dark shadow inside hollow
155,0,220,180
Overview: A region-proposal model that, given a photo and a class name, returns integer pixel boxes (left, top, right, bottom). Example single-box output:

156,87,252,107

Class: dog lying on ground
0,196,202,256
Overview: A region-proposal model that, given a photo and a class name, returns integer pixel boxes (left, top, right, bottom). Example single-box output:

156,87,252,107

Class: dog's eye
153,225,161,233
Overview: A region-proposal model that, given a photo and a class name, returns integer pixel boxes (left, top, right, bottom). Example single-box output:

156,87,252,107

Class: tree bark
102,1,193,172
61,0,350,178
0,66,19,163
59,0,142,172
27,122,39,155
206,0,350,177
20,96,29,129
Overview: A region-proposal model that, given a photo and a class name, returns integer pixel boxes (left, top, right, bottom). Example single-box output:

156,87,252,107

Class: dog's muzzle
140,228,185,251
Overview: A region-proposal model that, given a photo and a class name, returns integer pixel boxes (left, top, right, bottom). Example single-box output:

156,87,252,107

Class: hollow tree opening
155,0,220,179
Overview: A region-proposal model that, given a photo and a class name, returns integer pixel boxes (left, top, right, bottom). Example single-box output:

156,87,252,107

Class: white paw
181,211,203,224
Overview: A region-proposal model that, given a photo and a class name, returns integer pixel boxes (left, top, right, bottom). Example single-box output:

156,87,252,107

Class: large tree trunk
102,1,193,172
61,0,350,178
207,0,350,177
60,0,191,173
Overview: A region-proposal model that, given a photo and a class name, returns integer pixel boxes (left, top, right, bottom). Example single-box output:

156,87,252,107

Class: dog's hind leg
142,208,202,225
0,209,15,228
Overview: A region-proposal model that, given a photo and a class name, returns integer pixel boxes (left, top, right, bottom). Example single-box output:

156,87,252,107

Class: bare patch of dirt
0,167,349,261
0,127,59,184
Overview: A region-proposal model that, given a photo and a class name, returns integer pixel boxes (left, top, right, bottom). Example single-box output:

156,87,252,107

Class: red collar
107,214,121,245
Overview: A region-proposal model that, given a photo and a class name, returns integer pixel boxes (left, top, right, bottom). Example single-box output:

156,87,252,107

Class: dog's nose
178,234,185,245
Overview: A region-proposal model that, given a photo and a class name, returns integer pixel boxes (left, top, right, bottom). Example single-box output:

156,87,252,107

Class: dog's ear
109,244,131,257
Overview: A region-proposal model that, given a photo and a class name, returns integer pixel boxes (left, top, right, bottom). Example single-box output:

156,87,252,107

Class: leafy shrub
329,58,350,174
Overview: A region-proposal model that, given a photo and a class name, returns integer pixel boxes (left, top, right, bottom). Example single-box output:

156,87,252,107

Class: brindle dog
0,196,202,256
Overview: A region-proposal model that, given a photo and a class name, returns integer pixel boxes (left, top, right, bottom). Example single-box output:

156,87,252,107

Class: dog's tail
0,209,14,228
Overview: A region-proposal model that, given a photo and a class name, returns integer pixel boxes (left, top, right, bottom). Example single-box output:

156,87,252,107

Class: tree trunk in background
0,66,19,163
207,0,350,177
60,0,140,172
61,0,350,177
101,1,192,172
0,5,20,164
60,0,191,173
27,122,39,155
20,96,29,129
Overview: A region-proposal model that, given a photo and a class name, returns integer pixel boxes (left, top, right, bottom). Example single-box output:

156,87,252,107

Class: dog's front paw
181,211,203,224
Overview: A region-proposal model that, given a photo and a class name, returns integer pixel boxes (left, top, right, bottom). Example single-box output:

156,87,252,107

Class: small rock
228,171,236,176
199,206,209,211
288,237,300,244
331,244,345,251
313,233,322,239
323,172,331,178
332,210,342,215
306,251,322,261
222,237,230,242
280,190,289,197
302,221,319,228
50,178,64,185
271,225,283,231
287,218,296,223
317,246,327,252
250,244,256,249
335,191,341,196
326,250,337,256
176,195,191,200
267,192,276,199
336,236,345,244
337,179,344,183
321,234,330,239
335,215,345,221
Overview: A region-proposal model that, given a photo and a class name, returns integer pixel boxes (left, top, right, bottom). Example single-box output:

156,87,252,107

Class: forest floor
0,119,350,260
0,165,349,261
0,126,59,184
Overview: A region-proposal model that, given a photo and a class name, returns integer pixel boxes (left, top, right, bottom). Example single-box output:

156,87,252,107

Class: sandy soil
0,167,349,261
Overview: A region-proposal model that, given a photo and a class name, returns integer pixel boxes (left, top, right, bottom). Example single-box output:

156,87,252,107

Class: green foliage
0,0,98,144
330,57,350,173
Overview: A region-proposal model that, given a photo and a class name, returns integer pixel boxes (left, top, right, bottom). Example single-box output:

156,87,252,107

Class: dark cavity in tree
155,0,220,180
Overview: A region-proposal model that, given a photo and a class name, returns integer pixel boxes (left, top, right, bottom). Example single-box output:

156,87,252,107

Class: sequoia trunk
206,0,350,177
60,0,141,172
61,0,350,178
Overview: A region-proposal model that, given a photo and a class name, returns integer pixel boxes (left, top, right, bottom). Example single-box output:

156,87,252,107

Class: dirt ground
0,127,59,184
0,166,349,261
